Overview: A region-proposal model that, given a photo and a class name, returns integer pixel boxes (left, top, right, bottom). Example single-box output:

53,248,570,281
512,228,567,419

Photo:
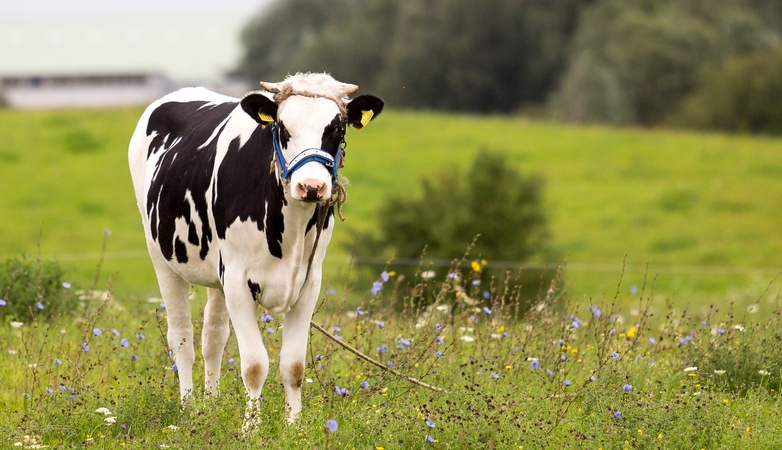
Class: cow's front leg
280,278,320,422
223,276,268,432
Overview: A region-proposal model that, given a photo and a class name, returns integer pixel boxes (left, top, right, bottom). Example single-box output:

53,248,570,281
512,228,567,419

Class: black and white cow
128,73,383,425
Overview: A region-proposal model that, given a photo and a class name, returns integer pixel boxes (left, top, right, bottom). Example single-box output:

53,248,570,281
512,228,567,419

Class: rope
272,84,349,117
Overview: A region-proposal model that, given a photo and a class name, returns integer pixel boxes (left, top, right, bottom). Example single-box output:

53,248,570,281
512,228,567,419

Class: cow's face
241,85,384,204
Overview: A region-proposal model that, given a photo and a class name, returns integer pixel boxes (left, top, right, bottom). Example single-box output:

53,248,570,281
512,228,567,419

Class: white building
0,1,271,108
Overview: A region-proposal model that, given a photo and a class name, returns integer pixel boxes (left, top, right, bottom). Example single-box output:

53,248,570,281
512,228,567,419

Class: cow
128,72,383,426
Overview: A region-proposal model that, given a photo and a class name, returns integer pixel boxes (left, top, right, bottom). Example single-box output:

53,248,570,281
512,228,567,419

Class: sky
0,0,269,18
0,0,274,82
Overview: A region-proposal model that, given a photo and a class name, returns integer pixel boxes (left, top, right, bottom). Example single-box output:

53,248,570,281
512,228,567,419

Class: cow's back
129,88,241,286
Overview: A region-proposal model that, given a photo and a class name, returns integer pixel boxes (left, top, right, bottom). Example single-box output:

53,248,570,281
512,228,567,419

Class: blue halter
271,123,341,184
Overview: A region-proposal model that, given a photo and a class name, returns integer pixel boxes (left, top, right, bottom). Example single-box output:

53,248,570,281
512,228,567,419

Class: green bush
675,46,782,134
355,149,559,314
0,256,79,322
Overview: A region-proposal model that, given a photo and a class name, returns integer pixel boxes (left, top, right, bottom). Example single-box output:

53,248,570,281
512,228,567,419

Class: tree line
238,0,782,134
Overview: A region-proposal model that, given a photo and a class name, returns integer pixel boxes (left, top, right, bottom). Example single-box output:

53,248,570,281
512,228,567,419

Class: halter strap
271,123,342,183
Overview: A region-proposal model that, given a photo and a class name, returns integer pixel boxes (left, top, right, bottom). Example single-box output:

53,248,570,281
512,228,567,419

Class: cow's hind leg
202,287,230,396
150,251,195,400
223,275,268,432
280,283,319,422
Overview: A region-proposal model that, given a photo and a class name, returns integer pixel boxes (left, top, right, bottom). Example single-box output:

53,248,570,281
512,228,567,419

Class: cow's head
240,73,384,204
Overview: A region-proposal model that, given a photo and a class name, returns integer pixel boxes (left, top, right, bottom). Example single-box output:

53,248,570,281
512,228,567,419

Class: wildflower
333,325,341,333
54,358,62,365
381,271,390,282
421,270,436,279
623,384,633,392
482,290,491,300
547,369,554,377
58,384,65,390
702,320,709,326
483,306,492,315
759,370,771,376
375,320,385,328
46,387,53,394
626,327,637,338
335,386,348,397
472,278,481,286
172,364,178,372
104,228,111,236
371,281,383,295
436,336,444,344
629,285,638,295
105,416,117,425
435,323,441,330
327,288,337,296
678,336,691,344
717,328,725,335
612,351,619,360
137,333,145,339
10,321,24,328
471,260,482,272
120,338,129,347
425,435,435,443
492,372,499,379
132,354,138,361
447,272,459,279
426,420,436,428
398,337,410,347
260,313,273,323
95,407,113,415
436,351,443,358
531,359,539,369
376,345,388,354
459,336,475,342
356,307,365,316
63,282,71,289
714,370,726,375
228,357,235,364
315,354,324,360
733,324,746,332
684,366,698,372
93,328,102,336
326,419,338,432
386,360,393,368
112,328,120,336
0,299,5,306
82,343,90,351
590,375,596,382
614,411,622,419
648,337,656,344
589,304,601,318
361,380,369,389
159,302,166,309
266,327,274,335
35,302,44,310
563,379,572,387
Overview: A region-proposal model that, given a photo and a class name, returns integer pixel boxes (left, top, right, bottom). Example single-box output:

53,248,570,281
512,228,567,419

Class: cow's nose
296,180,326,202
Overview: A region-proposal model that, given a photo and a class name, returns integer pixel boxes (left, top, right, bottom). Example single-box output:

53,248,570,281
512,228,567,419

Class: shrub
675,46,782,134
355,149,558,314
0,256,78,322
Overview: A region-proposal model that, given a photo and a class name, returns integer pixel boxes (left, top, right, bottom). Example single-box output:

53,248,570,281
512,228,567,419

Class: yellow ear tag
258,112,275,123
360,110,374,128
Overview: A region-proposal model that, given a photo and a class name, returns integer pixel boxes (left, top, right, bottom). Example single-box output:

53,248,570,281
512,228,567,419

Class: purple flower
376,345,388,354
266,327,275,335
425,420,435,428
447,272,459,279
589,304,601,318
590,375,596,382
132,354,138,361
531,360,539,369
104,228,111,236
718,328,725,335
58,384,65,391
398,337,411,347
112,329,120,336
435,323,441,330
326,419,338,432
137,333,145,339
172,364,178,372
425,435,435,443
630,285,638,295
482,290,491,300
35,302,44,310
547,369,554,377
371,281,383,295
612,351,619,360
261,314,273,323
436,351,443,358
93,328,102,336
360,380,369,389
386,360,393,368
375,320,385,328
228,357,235,364
315,354,323,360
335,386,348,397
702,320,709,326
81,343,89,351
54,358,62,365
46,387,53,394
356,307,365,316
483,306,492,315
648,337,657,344
623,384,633,392
120,338,129,347
436,336,444,344
0,299,6,306
62,282,71,289
491,372,499,379
381,271,390,282
563,379,572,386
159,303,166,309
333,325,341,333
614,411,622,419
472,279,480,286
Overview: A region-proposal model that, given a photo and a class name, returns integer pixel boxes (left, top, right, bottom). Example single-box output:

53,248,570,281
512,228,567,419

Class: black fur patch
145,100,235,262
212,127,286,259
247,279,262,301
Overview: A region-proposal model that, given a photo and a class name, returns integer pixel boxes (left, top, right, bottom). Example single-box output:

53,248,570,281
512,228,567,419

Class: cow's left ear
346,95,384,130
241,93,278,124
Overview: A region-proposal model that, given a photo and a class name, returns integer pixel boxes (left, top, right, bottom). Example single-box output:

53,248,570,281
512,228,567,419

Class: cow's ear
346,95,384,130
241,93,278,124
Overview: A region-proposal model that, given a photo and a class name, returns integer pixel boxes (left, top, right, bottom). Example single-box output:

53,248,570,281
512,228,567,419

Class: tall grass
2,256,781,448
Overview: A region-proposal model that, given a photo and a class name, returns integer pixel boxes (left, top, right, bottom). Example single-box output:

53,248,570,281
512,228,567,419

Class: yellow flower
471,261,482,272
627,327,637,338
388,271,396,277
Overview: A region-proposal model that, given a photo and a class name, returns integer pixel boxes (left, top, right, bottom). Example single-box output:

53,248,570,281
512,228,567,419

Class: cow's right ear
241,93,278,124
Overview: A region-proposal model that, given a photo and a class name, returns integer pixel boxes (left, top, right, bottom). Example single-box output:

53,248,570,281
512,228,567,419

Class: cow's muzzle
296,180,328,203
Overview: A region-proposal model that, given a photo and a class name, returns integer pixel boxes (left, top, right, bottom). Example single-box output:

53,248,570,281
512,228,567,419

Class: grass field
1,106,781,308
2,106,782,447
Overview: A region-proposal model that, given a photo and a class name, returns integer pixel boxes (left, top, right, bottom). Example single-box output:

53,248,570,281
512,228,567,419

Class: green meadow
2,107,782,447
1,107,781,306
